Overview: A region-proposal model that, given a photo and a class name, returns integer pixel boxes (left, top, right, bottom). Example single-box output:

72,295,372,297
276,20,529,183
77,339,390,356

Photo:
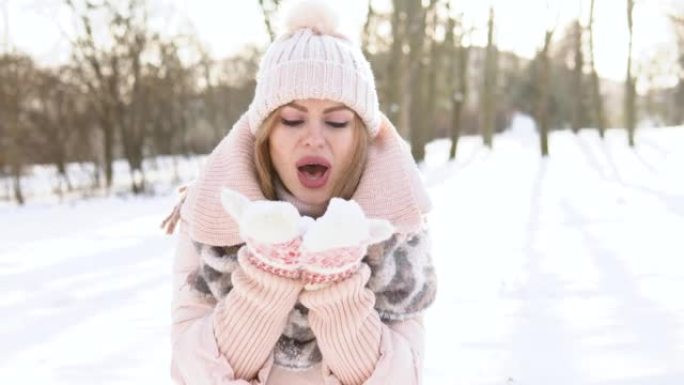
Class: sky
1,0,682,85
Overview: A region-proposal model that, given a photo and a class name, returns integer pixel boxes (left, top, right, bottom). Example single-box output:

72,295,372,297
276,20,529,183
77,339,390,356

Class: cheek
332,131,357,164
269,148,290,177
268,130,292,170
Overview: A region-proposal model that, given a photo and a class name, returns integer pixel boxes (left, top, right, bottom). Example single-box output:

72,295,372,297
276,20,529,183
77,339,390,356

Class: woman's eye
326,121,349,128
281,119,304,126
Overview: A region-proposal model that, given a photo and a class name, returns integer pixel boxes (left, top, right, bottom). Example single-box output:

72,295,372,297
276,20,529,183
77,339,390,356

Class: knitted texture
300,244,365,285
179,113,431,247
245,236,303,279
212,249,304,380
247,26,381,137
299,263,382,385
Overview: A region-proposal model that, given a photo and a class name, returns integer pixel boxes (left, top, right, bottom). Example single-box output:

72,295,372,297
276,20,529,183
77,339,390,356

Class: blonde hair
254,106,369,201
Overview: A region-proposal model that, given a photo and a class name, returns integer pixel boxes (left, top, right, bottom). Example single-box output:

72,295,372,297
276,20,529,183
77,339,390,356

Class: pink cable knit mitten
300,198,394,289
220,188,313,279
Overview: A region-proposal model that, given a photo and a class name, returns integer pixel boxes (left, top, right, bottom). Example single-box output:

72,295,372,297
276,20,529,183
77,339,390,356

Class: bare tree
424,0,442,148
362,0,376,58
537,27,554,157
407,0,430,162
445,3,469,159
28,68,78,195
65,0,156,193
670,12,684,125
148,39,205,156
116,1,154,194
218,46,260,130
386,0,408,136
625,0,637,146
531,0,562,156
65,0,115,189
198,49,222,145
258,0,281,42
570,20,585,133
588,0,606,137
481,6,497,148
0,53,35,204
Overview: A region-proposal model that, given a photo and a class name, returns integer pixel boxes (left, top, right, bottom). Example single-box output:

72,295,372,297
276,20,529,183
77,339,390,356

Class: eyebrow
285,102,352,114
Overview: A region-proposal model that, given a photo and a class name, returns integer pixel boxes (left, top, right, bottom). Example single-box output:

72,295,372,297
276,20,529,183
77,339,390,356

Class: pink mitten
300,198,394,289
220,188,313,278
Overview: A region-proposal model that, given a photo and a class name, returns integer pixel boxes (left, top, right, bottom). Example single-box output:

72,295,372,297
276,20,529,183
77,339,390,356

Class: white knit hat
246,0,381,137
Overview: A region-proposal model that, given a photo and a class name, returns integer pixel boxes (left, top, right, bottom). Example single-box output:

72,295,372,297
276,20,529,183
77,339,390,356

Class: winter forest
1,0,684,384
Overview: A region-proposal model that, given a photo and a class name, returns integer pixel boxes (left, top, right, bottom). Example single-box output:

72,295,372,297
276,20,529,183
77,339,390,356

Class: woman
163,1,437,384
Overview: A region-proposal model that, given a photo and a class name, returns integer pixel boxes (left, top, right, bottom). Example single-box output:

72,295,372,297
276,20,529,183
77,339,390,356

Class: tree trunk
56,160,73,192
625,0,636,147
408,0,428,162
588,0,606,137
8,122,24,205
674,15,684,125
7,56,25,204
537,30,553,157
8,85,23,205
387,0,406,134
424,0,440,147
12,164,24,205
445,5,468,159
103,119,114,188
90,160,101,193
481,6,497,148
571,20,584,133
450,45,469,159
362,0,375,58
258,0,280,42
121,47,147,194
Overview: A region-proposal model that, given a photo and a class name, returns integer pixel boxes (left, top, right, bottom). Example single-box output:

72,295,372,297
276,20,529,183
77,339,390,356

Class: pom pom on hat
281,0,340,36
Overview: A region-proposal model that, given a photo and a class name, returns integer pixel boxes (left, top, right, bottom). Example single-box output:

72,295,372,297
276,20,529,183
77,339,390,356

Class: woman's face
269,99,357,206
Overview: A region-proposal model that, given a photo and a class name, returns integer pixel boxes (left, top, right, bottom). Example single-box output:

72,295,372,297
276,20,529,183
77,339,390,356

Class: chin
300,189,331,205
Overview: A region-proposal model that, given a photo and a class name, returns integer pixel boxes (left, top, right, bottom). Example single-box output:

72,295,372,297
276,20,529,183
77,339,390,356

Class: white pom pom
281,0,340,36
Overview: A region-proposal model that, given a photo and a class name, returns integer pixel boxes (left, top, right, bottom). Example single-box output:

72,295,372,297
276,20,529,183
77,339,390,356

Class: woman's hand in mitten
220,188,313,279
300,198,394,289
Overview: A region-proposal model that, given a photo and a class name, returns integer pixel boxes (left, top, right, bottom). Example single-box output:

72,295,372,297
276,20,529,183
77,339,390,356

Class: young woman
164,1,437,384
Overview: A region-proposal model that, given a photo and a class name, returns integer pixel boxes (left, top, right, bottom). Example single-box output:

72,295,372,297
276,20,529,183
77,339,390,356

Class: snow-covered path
1,123,683,384
0,198,176,383
424,123,684,384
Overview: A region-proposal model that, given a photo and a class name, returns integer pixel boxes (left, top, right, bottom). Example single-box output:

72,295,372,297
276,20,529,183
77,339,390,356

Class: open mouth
296,156,331,189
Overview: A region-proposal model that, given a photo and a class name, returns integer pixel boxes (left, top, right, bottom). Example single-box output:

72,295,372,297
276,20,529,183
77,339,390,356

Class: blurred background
1,0,683,384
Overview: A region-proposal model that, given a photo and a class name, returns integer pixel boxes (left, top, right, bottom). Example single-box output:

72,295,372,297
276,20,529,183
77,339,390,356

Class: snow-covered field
1,116,683,384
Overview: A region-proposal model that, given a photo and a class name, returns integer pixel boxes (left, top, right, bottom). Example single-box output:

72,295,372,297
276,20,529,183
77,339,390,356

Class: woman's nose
302,123,325,148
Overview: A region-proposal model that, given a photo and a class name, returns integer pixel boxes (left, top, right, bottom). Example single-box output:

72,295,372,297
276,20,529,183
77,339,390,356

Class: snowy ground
1,116,683,384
